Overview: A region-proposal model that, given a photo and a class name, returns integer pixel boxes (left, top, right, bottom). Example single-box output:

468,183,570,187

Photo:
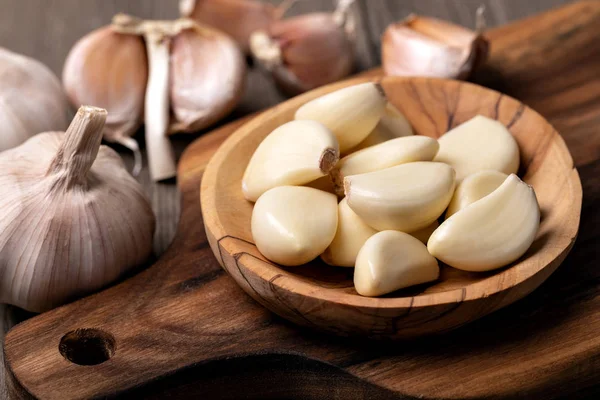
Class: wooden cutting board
5,2,600,399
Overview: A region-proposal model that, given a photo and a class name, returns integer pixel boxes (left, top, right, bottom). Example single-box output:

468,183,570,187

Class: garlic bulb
345,162,455,232
0,106,155,312
252,186,338,266
382,8,488,79
445,170,507,218
354,231,439,297
350,102,413,152
295,82,386,153
428,174,540,272
63,26,148,175
0,47,68,152
242,120,339,202
250,0,355,94
434,115,520,181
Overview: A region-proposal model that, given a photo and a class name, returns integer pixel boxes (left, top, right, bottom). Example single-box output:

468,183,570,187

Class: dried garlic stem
47,106,107,189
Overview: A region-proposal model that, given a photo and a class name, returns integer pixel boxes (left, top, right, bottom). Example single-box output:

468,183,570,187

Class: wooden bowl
201,76,582,339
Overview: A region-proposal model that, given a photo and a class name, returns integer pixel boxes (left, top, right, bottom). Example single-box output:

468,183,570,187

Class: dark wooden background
0,0,573,397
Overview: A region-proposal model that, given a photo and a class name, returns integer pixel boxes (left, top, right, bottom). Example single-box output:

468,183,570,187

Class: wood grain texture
4,1,600,399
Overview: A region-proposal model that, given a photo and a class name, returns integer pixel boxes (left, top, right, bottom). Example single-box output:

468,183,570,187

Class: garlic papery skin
321,198,377,267
411,221,439,244
331,135,439,196
295,82,386,153
434,115,520,182
445,170,508,218
0,48,68,152
250,0,355,94
63,27,147,174
354,231,439,297
382,10,488,79
251,186,338,266
242,120,339,202
0,106,155,312
345,162,455,232
428,174,540,272
350,102,413,152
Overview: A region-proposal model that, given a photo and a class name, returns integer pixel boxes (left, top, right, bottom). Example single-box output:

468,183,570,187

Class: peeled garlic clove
434,115,520,181
382,10,488,79
331,135,439,195
295,82,386,153
428,174,540,272
169,24,246,133
0,106,155,312
242,120,339,202
350,102,413,152
321,198,377,267
252,186,338,266
345,162,455,232
446,170,508,218
63,26,147,172
411,220,439,244
354,231,439,297
0,48,68,152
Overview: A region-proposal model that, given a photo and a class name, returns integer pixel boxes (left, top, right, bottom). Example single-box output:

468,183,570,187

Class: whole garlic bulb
250,0,355,94
0,106,155,312
0,47,69,152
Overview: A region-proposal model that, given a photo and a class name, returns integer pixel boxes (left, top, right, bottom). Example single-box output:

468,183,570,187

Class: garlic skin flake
345,162,455,232
331,135,439,195
321,198,377,267
0,47,68,152
434,115,520,181
351,102,413,152
354,231,439,297
243,120,339,202
295,82,386,153
0,106,155,312
428,174,540,272
446,170,508,218
252,186,338,266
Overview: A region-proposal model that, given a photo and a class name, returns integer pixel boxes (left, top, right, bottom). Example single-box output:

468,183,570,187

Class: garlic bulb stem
47,106,107,189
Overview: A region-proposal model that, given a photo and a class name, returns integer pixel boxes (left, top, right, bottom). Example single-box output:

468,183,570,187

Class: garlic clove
354,230,439,297
0,48,69,152
242,120,340,202
62,26,147,173
382,10,488,79
434,115,520,181
411,220,439,244
295,82,386,153
252,186,338,266
331,135,439,196
350,102,413,152
321,198,377,267
345,162,455,232
169,23,246,133
446,170,508,218
428,174,540,272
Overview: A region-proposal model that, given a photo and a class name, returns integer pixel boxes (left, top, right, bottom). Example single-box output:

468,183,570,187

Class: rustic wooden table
0,0,574,398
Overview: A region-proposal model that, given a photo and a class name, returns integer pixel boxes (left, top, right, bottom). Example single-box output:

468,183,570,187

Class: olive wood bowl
201,76,581,339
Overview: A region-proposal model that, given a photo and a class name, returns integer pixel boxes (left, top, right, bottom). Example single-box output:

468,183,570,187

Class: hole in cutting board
59,328,116,366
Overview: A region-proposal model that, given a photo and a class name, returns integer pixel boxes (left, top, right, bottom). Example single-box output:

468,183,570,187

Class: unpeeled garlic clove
295,82,386,153
345,162,455,232
63,25,148,175
242,120,339,202
350,102,413,152
434,115,520,181
382,8,488,79
0,47,69,152
252,186,338,266
321,198,377,267
428,174,540,272
354,230,439,297
410,221,439,244
331,135,439,196
250,0,355,94
445,170,508,218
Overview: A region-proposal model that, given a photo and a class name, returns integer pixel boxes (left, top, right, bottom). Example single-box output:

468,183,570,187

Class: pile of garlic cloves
243,82,540,297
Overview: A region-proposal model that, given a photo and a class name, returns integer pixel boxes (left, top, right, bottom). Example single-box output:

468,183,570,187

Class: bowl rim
201,75,582,310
